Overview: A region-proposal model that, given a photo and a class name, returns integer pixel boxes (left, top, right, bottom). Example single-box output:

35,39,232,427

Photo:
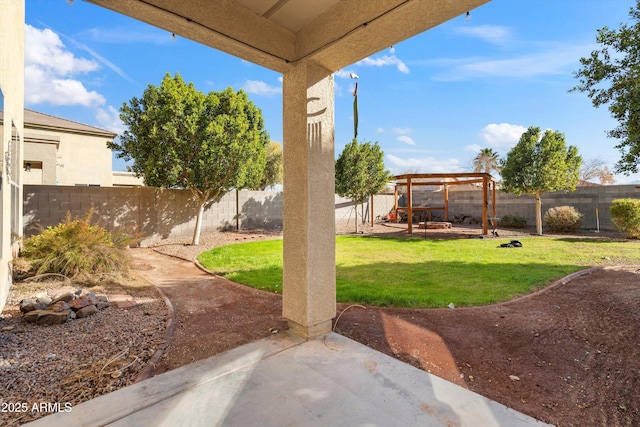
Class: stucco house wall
1,109,144,187
0,0,25,313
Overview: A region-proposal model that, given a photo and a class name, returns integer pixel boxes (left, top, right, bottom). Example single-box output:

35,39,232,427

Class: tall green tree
335,139,391,233
110,72,269,245
254,141,283,190
472,148,501,174
500,126,582,235
571,1,640,174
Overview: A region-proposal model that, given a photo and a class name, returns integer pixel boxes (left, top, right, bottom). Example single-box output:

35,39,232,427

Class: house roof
0,109,117,138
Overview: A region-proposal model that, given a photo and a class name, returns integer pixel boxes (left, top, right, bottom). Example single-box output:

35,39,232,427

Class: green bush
21,210,135,277
610,198,640,238
499,215,528,229
544,206,583,232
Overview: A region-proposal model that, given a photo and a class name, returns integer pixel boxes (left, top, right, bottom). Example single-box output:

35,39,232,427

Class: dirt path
130,249,286,375
132,246,640,427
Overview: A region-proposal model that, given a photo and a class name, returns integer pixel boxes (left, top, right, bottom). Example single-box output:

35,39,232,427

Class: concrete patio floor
25,332,551,427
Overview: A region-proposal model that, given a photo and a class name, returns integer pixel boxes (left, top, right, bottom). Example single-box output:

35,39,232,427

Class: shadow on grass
212,260,584,309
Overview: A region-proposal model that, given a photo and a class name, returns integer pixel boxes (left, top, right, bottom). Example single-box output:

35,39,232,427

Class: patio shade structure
393,172,497,235
84,0,491,338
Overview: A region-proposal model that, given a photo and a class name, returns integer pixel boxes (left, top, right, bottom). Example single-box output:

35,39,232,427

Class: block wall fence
23,185,639,244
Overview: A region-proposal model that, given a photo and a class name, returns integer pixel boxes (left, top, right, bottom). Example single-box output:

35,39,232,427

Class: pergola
393,172,497,235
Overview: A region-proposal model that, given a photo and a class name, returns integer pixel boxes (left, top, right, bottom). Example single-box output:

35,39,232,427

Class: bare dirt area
0,271,168,426
335,265,640,427
2,227,639,426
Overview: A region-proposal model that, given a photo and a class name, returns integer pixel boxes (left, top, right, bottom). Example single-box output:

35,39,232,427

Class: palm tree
473,148,501,174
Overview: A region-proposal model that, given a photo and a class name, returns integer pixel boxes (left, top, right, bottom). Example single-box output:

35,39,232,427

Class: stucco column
282,60,335,339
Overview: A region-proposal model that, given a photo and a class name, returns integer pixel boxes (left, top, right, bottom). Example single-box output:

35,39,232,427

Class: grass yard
197,235,640,308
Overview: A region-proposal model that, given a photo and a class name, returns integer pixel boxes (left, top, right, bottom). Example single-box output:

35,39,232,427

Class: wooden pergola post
492,180,496,228
407,177,413,234
394,185,399,223
444,183,449,222
482,175,489,235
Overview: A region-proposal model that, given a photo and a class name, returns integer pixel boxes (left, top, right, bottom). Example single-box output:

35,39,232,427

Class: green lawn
197,235,640,308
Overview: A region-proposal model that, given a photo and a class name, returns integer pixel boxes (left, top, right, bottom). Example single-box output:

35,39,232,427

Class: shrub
544,206,583,232
21,210,135,277
499,215,528,229
610,198,640,238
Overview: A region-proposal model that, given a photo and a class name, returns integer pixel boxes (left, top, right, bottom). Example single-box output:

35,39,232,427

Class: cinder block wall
23,185,239,246
447,185,640,230
23,185,640,244
335,194,397,230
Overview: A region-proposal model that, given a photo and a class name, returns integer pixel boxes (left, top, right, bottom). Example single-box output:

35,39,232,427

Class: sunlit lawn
197,235,640,308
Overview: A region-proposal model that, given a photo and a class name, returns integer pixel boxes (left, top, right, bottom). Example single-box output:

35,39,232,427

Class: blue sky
23,0,640,183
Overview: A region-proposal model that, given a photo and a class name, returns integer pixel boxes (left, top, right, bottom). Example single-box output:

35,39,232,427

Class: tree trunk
535,192,543,236
354,201,359,234
192,200,206,245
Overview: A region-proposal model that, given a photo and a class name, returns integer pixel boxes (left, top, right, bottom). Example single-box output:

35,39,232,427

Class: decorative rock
69,296,92,310
20,298,49,313
49,301,70,312
19,298,37,313
24,309,72,325
51,292,75,304
96,302,111,310
86,292,99,306
24,309,48,322
38,296,52,306
21,290,109,326
38,310,73,326
76,305,98,318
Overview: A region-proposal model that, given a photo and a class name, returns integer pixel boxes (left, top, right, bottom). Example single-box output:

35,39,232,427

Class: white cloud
479,123,527,149
334,69,355,79
357,54,410,74
377,127,385,133
242,79,281,96
453,25,512,45
397,135,416,146
26,25,97,75
431,42,595,82
465,144,483,152
386,154,462,174
393,127,411,135
95,105,125,135
25,25,105,107
64,36,134,82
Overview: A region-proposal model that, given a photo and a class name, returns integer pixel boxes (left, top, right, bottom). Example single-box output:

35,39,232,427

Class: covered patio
3,0,552,426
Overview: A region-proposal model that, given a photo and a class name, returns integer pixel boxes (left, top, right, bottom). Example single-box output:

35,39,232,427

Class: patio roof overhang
86,0,489,74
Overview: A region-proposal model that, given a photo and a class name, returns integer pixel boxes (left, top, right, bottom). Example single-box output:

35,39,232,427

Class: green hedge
610,199,640,238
